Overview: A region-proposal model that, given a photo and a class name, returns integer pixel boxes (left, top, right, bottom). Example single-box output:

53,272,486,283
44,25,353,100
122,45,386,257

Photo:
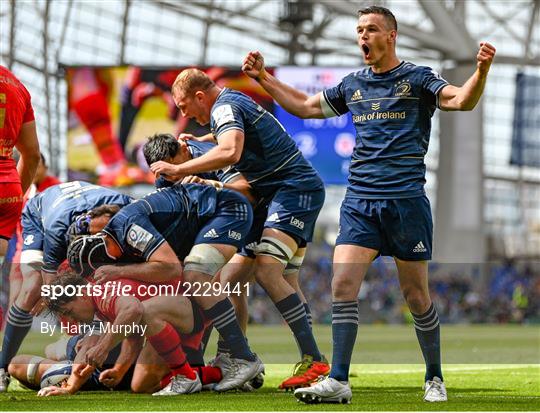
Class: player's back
105,183,221,260
0,65,35,183
211,88,323,197
28,181,132,231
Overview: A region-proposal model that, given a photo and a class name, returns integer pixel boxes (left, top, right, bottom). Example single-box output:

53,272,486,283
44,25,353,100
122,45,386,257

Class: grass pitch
1,324,539,411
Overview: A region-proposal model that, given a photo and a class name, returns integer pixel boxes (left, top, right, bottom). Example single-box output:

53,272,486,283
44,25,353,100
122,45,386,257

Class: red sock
72,92,125,166
148,324,196,380
194,366,222,385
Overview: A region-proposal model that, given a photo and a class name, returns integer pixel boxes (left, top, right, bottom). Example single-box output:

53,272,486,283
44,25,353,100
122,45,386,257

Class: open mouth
362,44,370,58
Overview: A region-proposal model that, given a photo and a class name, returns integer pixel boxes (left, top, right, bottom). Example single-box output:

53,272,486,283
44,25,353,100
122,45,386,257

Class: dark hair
44,274,88,315
88,204,121,218
68,204,121,240
143,133,180,166
358,6,397,31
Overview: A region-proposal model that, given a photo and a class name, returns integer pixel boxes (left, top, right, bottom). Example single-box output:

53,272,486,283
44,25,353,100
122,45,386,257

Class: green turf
1,325,539,411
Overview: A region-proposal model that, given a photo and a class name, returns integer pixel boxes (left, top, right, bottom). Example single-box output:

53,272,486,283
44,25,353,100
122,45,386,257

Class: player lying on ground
150,69,329,389
9,332,140,392
66,183,263,392
242,4,496,404
0,181,131,391
39,275,225,395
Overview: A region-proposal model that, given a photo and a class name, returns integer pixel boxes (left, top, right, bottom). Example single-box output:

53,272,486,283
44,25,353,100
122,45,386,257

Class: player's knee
403,289,430,314
332,275,358,300
184,244,226,277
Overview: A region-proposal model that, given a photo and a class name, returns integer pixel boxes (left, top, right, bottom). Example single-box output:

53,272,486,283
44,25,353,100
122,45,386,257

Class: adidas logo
351,89,363,101
203,229,219,239
267,212,280,222
245,242,257,251
413,241,427,253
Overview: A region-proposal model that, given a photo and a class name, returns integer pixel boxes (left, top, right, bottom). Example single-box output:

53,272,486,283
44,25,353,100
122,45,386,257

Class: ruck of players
0,4,496,404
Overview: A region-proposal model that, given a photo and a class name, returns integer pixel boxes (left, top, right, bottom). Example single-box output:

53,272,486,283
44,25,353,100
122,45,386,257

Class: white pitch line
352,365,539,375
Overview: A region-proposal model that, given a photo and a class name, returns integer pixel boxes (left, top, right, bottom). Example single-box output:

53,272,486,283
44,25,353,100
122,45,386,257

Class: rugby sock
147,324,195,380
0,304,33,369
276,293,321,361
412,303,443,382
329,301,359,382
204,299,255,361
216,339,230,355
304,303,313,329
72,92,125,166
193,366,222,385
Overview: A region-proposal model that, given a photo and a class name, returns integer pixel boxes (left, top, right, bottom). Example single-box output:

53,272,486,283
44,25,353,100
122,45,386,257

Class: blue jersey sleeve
211,103,244,139
215,166,241,183
104,213,166,261
420,67,449,108
321,82,349,117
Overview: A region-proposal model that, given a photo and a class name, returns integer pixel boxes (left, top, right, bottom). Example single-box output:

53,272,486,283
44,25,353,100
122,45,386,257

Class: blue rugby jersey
321,61,448,199
210,88,324,198
22,181,133,272
103,184,222,261
156,140,240,189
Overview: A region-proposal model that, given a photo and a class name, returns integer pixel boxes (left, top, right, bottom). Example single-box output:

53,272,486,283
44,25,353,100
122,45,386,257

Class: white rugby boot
152,371,202,396
423,376,447,402
294,376,352,404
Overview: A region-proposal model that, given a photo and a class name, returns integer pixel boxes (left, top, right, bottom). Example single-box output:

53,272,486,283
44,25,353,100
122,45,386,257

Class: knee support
184,244,226,276
253,236,294,266
283,252,305,275
26,356,45,386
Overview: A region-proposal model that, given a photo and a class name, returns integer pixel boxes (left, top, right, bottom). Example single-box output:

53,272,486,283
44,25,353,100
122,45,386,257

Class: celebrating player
66,183,263,392
242,5,495,404
149,69,330,389
0,181,132,391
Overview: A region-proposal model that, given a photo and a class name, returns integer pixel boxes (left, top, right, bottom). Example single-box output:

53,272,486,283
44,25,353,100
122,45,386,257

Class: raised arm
439,42,496,111
242,51,325,119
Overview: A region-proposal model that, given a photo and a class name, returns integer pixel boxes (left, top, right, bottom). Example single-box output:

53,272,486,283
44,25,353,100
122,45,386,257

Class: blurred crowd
248,238,540,325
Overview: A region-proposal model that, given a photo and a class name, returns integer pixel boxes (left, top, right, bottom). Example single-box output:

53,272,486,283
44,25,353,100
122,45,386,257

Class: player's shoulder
187,140,216,153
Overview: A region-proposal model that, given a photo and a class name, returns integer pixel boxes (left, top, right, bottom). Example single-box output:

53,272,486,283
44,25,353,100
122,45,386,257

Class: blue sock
203,299,255,361
275,293,321,361
304,303,313,329
329,301,358,382
412,303,443,382
0,304,33,369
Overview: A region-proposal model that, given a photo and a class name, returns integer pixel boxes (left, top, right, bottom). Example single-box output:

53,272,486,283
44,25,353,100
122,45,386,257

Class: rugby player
67,183,263,392
0,181,132,391
242,5,495,404
150,69,330,389
0,65,41,391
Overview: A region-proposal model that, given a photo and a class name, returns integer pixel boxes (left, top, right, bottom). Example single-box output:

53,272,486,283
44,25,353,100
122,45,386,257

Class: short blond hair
172,68,215,97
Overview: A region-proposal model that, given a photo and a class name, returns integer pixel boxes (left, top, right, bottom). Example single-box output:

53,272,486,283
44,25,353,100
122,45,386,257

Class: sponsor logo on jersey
203,228,219,239
127,224,154,253
24,234,35,245
350,89,363,101
290,216,305,230
353,111,406,123
371,102,381,111
228,230,242,241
